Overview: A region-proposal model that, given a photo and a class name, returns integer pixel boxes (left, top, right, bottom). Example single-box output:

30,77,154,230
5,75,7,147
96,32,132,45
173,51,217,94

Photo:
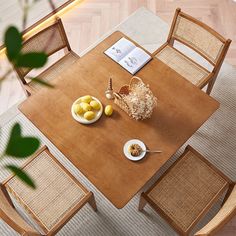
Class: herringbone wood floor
68,0,236,65
0,1,235,234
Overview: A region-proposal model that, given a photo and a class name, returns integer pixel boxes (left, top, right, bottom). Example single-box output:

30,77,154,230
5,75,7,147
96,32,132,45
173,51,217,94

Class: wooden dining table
19,31,219,209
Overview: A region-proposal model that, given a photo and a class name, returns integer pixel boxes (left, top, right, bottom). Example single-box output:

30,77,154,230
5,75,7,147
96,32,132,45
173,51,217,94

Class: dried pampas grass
114,77,157,120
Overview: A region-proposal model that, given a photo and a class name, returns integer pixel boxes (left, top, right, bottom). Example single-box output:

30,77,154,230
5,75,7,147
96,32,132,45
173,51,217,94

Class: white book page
104,37,136,62
119,47,151,74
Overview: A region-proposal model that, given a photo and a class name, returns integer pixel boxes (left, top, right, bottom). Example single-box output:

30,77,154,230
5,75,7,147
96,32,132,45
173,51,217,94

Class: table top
19,31,219,209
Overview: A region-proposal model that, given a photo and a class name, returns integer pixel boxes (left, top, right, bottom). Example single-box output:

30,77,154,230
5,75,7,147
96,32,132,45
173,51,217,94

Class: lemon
84,111,95,120
81,102,92,112
73,104,83,115
105,105,113,116
90,100,101,110
81,95,92,103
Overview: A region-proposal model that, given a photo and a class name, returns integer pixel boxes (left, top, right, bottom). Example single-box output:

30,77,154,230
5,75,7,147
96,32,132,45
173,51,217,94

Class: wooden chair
0,146,97,235
153,8,231,95
195,184,236,235
139,145,235,236
14,18,80,96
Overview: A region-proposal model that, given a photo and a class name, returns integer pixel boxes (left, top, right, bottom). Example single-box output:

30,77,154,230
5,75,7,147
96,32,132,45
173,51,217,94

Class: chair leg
138,193,147,211
88,192,97,212
26,90,31,97
206,77,217,95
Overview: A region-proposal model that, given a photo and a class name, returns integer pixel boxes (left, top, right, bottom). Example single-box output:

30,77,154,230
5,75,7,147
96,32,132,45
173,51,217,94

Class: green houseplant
1,0,59,188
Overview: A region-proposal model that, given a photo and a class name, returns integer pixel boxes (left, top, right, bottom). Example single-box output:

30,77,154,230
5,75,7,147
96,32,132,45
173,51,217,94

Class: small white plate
123,139,146,161
71,96,103,124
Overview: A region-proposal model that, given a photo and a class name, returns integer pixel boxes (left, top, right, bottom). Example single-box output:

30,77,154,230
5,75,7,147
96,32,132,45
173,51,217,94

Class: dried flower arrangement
114,77,157,120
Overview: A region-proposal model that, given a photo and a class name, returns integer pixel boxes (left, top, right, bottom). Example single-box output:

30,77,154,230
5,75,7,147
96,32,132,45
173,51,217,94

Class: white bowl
123,139,146,161
71,96,103,124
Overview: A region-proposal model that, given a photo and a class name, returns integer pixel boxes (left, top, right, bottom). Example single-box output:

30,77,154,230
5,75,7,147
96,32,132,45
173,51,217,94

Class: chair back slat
170,10,228,65
15,18,70,82
0,187,39,235
195,184,236,236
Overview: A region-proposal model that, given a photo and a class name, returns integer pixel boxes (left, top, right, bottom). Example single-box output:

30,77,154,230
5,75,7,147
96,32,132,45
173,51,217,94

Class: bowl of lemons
71,95,103,124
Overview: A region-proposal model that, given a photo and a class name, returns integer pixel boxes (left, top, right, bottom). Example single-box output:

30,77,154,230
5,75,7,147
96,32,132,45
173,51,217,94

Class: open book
104,37,152,75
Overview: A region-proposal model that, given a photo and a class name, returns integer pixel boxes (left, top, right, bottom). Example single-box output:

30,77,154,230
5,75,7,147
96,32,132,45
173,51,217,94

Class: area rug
0,7,236,236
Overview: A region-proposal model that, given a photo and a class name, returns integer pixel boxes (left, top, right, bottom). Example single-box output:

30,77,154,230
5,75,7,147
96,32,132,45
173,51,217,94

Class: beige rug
0,7,235,236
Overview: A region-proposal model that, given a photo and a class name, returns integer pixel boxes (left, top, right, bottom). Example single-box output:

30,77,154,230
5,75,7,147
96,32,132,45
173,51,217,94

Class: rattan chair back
15,18,71,84
168,8,230,66
195,184,236,236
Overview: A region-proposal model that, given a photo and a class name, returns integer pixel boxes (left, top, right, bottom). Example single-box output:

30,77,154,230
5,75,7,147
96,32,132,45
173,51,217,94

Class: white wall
0,0,68,43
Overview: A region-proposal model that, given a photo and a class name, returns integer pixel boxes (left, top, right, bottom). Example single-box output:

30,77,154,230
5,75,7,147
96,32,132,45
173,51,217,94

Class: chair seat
155,45,210,86
147,149,228,234
5,149,87,233
28,51,79,92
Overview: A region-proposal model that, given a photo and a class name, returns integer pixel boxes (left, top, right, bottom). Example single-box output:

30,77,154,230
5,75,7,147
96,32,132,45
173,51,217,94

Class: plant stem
22,0,29,30
48,0,56,11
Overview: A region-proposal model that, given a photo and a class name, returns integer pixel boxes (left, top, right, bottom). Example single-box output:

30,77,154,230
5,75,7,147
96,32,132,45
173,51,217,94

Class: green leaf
5,165,36,189
31,77,54,88
15,52,48,68
10,122,21,136
5,123,40,158
4,26,22,61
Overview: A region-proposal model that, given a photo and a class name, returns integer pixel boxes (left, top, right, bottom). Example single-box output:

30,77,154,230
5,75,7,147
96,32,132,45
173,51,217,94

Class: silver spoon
142,149,162,153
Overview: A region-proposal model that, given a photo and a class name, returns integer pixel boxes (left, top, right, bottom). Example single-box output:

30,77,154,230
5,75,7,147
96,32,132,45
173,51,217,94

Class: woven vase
114,76,157,120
